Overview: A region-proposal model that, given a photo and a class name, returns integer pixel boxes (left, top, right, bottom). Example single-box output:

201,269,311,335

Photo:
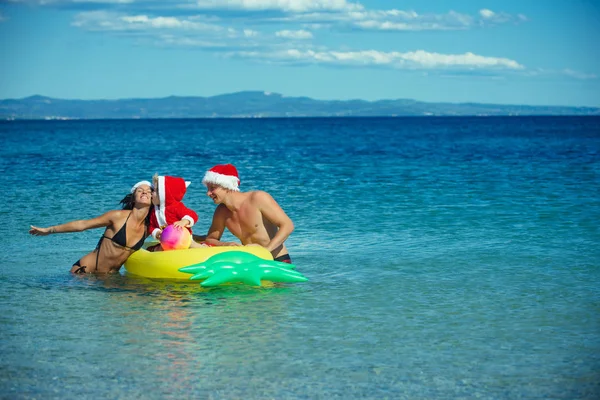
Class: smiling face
133,184,153,206
205,183,226,204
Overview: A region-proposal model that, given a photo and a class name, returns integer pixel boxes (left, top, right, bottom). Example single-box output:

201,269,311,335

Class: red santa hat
155,175,191,207
202,164,240,192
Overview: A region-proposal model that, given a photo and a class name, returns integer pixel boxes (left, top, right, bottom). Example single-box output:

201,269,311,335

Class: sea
0,117,599,399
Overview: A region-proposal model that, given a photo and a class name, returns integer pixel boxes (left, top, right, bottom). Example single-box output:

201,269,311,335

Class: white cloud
275,29,313,39
235,48,525,70
244,29,259,37
73,0,134,3
194,0,363,13
338,8,525,31
384,9,418,19
72,11,119,29
13,1,528,32
563,69,597,80
479,9,495,19
275,8,526,31
354,19,454,31
73,11,223,32
121,15,197,29
477,9,519,25
401,50,523,69
157,34,229,48
12,0,135,3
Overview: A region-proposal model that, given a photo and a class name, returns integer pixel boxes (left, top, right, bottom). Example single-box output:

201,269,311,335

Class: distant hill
1,91,598,119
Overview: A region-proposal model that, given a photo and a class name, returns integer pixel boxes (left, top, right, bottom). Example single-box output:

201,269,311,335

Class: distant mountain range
1,91,598,119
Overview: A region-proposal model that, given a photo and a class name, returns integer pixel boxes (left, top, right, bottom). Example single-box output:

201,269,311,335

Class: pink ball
160,225,192,251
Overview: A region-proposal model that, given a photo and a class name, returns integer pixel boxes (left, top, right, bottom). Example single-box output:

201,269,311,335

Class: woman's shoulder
102,209,129,221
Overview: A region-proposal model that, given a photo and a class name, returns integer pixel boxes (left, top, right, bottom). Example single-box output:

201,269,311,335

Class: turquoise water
1,117,599,398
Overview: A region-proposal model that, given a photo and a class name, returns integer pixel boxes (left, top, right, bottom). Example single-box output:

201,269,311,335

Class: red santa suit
149,176,198,240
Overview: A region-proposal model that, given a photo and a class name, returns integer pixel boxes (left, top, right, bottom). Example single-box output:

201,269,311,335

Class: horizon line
2,91,599,109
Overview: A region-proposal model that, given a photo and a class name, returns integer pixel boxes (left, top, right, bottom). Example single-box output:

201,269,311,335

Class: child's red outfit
149,176,198,240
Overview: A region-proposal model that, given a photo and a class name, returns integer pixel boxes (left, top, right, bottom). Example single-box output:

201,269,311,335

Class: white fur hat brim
202,171,240,191
131,180,153,193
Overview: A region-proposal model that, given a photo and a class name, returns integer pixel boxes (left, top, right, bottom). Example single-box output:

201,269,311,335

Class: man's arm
204,205,240,247
255,191,294,253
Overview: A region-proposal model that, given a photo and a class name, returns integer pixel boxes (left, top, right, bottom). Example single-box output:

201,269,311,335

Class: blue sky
1,0,599,106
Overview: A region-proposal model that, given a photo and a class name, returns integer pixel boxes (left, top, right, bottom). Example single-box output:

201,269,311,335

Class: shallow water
1,117,599,398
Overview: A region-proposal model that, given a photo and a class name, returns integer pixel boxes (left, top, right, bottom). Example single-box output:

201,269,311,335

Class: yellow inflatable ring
124,246,274,280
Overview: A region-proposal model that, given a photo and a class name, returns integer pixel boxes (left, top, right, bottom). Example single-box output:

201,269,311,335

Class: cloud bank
233,49,525,71
5,0,594,79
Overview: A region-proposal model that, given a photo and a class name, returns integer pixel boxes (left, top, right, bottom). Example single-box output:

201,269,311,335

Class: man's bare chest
226,207,262,235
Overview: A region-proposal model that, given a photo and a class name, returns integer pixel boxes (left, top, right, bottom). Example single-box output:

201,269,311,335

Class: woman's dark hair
119,193,153,227
120,193,135,210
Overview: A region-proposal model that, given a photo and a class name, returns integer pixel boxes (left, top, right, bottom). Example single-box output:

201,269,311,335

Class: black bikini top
103,212,146,251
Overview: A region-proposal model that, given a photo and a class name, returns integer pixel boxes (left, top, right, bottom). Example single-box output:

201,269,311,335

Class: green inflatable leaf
178,251,308,287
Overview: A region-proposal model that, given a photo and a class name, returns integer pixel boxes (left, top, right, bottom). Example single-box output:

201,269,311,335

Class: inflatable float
124,245,308,287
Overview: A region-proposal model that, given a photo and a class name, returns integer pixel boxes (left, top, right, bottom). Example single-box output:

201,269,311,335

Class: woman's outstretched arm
29,211,117,236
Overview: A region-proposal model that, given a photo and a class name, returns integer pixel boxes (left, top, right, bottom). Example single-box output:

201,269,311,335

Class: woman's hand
29,226,54,236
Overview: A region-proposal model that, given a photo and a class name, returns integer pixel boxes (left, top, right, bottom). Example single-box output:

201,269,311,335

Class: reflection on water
101,275,301,395
2,271,305,397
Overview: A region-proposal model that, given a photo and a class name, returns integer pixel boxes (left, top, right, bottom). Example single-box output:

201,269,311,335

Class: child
148,174,204,251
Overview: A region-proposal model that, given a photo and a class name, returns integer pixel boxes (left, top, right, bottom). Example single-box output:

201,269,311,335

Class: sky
1,0,599,106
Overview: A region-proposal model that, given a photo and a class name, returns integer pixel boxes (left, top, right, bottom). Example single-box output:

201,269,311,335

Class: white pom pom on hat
202,164,241,192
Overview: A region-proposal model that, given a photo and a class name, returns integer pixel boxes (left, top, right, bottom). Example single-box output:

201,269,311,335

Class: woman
29,181,153,274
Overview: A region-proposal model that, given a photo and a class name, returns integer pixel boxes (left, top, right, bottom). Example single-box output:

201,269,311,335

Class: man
202,164,294,263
